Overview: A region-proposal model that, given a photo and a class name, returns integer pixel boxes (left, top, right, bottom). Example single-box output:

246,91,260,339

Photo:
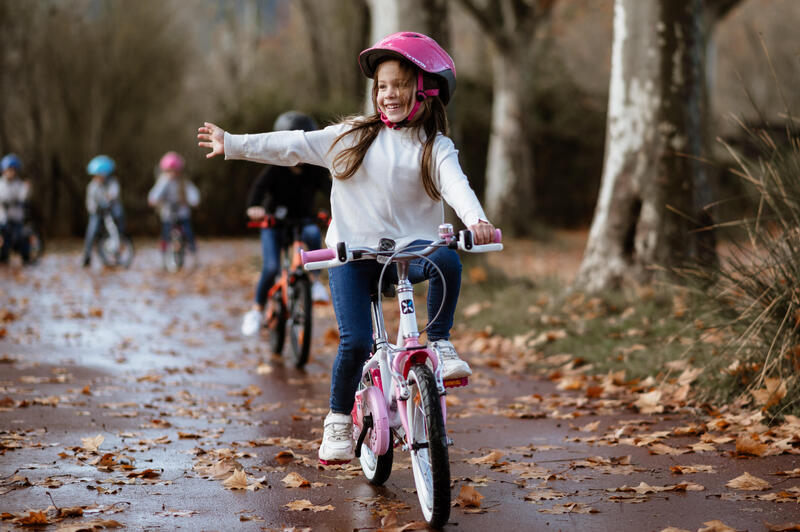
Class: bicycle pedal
443,377,469,388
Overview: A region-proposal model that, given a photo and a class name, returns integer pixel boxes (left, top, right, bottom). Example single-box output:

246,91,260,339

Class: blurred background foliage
0,0,797,237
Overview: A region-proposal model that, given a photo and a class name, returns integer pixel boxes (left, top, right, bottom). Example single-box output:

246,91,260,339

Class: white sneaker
318,411,353,464
432,339,472,379
311,280,329,303
241,309,263,336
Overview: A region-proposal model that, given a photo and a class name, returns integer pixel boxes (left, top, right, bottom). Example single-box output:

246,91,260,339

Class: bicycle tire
287,276,312,368
406,363,450,528
164,230,185,272
358,385,393,485
97,235,135,268
25,225,44,264
267,291,287,355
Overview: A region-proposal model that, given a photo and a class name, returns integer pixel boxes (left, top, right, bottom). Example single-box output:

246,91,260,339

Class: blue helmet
87,155,115,177
1,153,22,173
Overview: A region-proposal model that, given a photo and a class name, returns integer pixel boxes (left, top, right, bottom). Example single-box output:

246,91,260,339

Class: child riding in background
0,154,32,264
147,151,200,266
241,111,332,336
82,155,126,267
199,32,496,464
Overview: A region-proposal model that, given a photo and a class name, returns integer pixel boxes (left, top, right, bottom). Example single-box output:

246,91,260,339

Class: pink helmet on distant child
159,151,185,172
359,32,456,128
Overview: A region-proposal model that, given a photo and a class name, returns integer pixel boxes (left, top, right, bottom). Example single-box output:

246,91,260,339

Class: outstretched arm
197,122,225,159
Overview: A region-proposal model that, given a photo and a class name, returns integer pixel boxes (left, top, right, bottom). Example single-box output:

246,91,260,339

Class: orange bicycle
247,213,328,368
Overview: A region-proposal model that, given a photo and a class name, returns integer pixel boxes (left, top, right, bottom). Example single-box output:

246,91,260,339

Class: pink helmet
359,32,456,105
159,151,185,172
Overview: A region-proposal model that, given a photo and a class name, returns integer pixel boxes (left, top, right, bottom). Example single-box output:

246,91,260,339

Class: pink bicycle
302,224,502,528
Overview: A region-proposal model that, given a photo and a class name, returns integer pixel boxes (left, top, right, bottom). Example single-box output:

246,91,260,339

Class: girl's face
376,60,414,123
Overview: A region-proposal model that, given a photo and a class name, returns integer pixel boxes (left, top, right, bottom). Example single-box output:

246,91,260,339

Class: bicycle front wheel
25,225,44,264
406,364,450,528
267,291,287,355
287,276,312,368
164,230,185,272
98,235,134,268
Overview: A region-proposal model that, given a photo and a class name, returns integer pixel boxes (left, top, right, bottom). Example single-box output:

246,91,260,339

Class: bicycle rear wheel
287,276,312,368
267,291,287,355
406,364,450,528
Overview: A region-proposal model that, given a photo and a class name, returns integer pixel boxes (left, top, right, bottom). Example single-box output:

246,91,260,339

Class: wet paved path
1,240,799,531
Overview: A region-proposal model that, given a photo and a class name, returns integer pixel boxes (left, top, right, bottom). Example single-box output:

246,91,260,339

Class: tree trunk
575,0,703,292
484,46,534,233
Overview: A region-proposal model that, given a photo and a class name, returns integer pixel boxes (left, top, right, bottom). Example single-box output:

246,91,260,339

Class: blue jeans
254,223,322,306
327,240,461,413
161,218,196,252
0,221,29,263
83,204,125,258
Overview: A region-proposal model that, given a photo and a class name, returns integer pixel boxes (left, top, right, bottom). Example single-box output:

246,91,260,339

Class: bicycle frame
266,226,308,311
102,213,120,252
303,225,502,526
358,256,448,449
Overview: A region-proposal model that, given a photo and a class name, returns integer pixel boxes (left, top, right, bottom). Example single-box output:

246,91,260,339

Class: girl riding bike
199,31,495,465
148,151,201,269
241,111,332,336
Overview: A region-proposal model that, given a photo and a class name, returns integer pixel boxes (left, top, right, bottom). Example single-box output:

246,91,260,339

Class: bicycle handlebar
247,211,331,230
301,229,503,271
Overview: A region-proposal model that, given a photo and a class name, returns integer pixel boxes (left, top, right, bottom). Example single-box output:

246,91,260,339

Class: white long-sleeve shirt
147,173,200,221
0,177,30,224
86,177,120,214
225,122,488,249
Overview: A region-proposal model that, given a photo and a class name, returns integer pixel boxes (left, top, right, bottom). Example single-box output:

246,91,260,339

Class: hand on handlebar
247,206,266,220
468,220,496,245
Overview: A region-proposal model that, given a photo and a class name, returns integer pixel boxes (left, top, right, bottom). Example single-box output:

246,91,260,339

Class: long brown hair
330,60,450,201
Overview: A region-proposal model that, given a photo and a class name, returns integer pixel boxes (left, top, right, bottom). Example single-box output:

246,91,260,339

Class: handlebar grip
301,247,336,265
493,228,502,243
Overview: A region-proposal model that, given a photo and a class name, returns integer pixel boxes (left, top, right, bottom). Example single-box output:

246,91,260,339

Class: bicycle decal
401,299,414,314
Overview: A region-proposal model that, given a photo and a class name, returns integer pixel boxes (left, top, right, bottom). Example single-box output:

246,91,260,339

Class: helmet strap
381,71,439,129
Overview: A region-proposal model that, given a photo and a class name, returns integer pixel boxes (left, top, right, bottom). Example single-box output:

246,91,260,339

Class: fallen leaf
697,520,742,532
633,390,663,414
466,451,504,465
81,434,105,453
648,443,689,456
275,450,295,465
222,469,249,490
56,519,124,531
539,502,598,514
13,510,50,525
765,523,800,531
282,472,311,488
750,378,787,408
734,434,769,457
726,472,770,491
453,485,483,508
284,499,335,512
670,464,716,475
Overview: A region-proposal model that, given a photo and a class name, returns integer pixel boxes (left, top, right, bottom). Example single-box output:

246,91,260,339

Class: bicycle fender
393,348,438,378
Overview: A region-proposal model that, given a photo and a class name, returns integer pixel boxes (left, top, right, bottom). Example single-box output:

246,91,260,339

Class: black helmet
273,111,318,132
